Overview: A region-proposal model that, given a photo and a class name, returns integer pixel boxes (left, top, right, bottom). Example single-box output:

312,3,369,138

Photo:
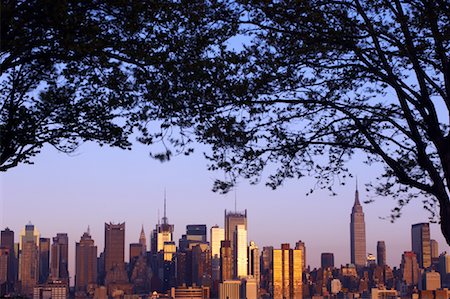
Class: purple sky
1,139,449,284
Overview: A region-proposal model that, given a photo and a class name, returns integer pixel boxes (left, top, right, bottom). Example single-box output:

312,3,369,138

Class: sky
1,137,449,286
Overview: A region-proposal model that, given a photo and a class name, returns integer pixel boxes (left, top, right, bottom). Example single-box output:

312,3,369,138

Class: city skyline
1,142,449,284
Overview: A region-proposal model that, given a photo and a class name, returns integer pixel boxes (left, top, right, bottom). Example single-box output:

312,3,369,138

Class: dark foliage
2,0,449,245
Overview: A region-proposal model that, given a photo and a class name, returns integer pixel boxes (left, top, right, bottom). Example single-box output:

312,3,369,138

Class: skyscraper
19,223,40,296
39,238,50,283
295,240,306,271
139,225,147,254
104,222,125,273
377,241,386,266
220,240,232,281
272,244,302,299
411,223,431,268
0,247,8,284
401,251,420,286
103,222,131,295
151,197,174,253
430,239,439,259
210,226,224,259
75,229,98,293
248,241,260,293
234,224,248,278
210,226,225,285
321,253,334,269
50,233,69,282
186,225,207,243
350,183,366,267
260,246,273,294
1,228,17,286
224,209,247,277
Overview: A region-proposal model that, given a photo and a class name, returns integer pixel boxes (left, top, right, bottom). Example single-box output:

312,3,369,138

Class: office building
273,243,302,299
50,234,69,282
424,270,441,291
139,225,147,254
1,228,17,286
412,223,431,268
377,241,386,266
248,241,260,287
321,252,334,269
170,285,210,299
260,246,273,294
241,277,258,299
431,239,439,259
19,223,40,296
234,224,248,278
211,226,224,285
438,253,450,275
75,229,97,293
33,280,68,299
401,251,420,286
219,280,240,299
211,226,224,259
104,222,125,273
104,222,131,296
151,197,174,254
38,238,50,283
220,240,232,281
350,183,366,267
187,225,207,243
0,248,8,283
224,209,247,276
295,240,306,271
192,243,211,287
129,243,143,265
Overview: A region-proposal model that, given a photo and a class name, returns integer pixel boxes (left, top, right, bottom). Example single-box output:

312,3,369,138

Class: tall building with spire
139,226,147,255
151,194,174,253
350,180,366,267
150,193,176,292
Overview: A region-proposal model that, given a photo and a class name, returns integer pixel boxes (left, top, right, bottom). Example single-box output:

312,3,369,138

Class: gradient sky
1,139,449,285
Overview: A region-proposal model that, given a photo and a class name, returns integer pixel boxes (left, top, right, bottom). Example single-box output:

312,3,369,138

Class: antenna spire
164,188,167,219
87,225,90,235
234,188,236,212
162,189,168,225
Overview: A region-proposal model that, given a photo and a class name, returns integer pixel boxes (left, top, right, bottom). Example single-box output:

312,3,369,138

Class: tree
2,0,450,245
129,0,450,245
0,0,235,170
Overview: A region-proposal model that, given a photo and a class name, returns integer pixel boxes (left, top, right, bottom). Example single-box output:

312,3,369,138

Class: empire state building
350,183,366,267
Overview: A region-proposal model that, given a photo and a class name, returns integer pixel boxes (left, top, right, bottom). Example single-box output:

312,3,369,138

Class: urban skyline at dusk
1,141,449,284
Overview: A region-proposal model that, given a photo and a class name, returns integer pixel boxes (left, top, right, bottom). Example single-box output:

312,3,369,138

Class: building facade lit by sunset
272,243,302,299
234,224,248,278
19,223,40,296
224,209,247,278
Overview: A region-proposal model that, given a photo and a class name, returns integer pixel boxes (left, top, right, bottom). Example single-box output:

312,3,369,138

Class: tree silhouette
2,0,449,245
131,0,450,245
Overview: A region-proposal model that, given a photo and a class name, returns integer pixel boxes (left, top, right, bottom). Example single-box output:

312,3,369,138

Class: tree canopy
2,0,450,245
